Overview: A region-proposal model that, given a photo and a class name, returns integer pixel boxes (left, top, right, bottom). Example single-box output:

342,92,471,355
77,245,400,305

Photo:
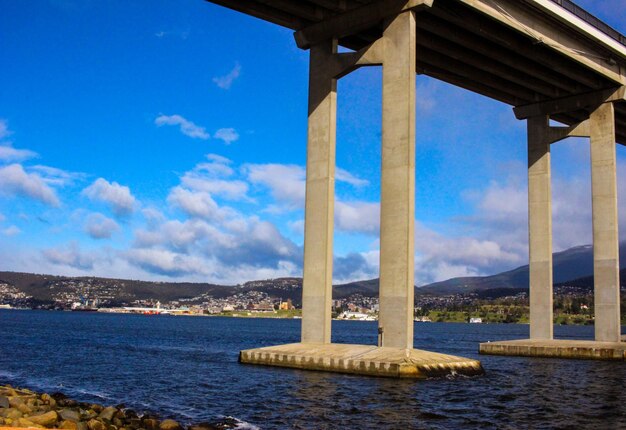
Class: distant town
1,272,623,325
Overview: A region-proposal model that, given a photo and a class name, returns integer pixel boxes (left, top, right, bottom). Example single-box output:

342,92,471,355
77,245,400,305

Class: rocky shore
0,386,242,430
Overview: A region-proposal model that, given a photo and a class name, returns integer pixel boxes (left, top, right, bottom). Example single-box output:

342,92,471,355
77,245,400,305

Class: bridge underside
208,0,626,143
206,0,625,371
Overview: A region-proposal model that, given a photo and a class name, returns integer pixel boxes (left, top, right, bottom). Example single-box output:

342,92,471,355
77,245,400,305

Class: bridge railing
548,0,626,47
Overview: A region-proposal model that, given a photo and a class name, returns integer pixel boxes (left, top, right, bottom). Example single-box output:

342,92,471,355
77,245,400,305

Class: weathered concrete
527,115,553,340
378,10,416,350
590,102,621,343
240,343,484,378
480,339,626,361
301,40,337,344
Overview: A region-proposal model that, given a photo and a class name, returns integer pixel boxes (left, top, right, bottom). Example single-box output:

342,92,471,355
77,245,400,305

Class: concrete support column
378,10,416,350
301,40,337,344
527,115,554,340
590,102,621,342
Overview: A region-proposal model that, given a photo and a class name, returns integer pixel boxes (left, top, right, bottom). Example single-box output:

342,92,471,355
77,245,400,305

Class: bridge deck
206,0,626,144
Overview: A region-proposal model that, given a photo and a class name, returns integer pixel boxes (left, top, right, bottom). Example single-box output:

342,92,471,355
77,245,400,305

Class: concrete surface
378,10,416,350
480,339,626,360
240,342,484,378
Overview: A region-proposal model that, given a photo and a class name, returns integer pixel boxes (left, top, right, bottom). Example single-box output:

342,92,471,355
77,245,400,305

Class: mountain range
0,243,624,305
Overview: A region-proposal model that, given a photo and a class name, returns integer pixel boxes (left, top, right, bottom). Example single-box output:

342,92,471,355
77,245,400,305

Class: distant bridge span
204,0,626,374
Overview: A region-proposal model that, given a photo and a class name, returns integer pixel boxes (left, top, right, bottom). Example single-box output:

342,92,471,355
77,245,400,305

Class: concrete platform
480,339,626,361
239,342,484,378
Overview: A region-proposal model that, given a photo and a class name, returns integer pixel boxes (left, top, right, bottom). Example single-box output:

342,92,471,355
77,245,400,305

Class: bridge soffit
514,86,625,120
294,0,433,50
520,86,625,145
455,0,625,85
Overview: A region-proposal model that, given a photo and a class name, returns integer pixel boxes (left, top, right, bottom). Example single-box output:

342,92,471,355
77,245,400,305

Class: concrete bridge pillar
527,115,554,340
301,40,337,344
378,10,416,349
590,102,621,342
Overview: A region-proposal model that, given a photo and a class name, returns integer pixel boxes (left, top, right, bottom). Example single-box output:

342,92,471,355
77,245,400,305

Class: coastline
0,386,248,430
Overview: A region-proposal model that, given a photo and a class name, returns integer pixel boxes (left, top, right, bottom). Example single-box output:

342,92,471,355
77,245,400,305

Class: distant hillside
418,243,626,294
554,268,626,289
0,271,231,303
1,243,624,305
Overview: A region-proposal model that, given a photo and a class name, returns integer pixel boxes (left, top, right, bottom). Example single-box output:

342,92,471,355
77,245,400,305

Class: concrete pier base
480,339,626,361
240,343,484,378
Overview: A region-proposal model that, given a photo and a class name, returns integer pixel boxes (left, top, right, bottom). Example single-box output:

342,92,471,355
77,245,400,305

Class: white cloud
245,163,306,208
82,178,136,216
167,186,224,220
142,207,166,226
336,168,369,187
0,145,38,162
214,128,239,145
206,153,232,164
155,114,210,140
213,63,241,90
2,225,21,237
0,119,10,140
181,174,251,201
0,163,60,206
288,219,304,236
42,242,97,270
30,165,85,186
335,201,380,234
125,248,209,277
84,213,120,239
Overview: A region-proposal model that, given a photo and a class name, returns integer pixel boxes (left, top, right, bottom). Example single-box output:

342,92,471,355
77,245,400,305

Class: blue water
0,310,624,429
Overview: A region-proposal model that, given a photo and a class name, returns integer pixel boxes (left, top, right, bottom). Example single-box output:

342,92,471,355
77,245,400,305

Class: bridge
206,0,626,376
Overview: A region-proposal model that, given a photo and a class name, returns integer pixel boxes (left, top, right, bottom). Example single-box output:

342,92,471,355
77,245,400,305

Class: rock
0,396,9,409
83,410,99,420
59,419,80,430
99,406,117,421
87,418,107,430
189,425,218,430
9,396,25,407
17,417,42,428
159,419,183,430
51,392,68,401
6,408,23,419
58,398,79,408
29,410,59,427
142,418,160,430
17,403,33,414
59,408,81,422
76,421,89,430
90,404,104,413
41,393,57,408
37,403,52,413
125,410,138,420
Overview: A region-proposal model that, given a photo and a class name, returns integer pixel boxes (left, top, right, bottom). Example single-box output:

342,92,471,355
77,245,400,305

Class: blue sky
0,0,625,285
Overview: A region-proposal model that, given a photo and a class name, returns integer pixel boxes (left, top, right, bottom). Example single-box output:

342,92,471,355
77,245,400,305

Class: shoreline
1,308,615,326
0,385,249,430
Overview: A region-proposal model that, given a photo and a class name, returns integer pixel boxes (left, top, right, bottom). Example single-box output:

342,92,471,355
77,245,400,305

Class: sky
0,0,625,286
